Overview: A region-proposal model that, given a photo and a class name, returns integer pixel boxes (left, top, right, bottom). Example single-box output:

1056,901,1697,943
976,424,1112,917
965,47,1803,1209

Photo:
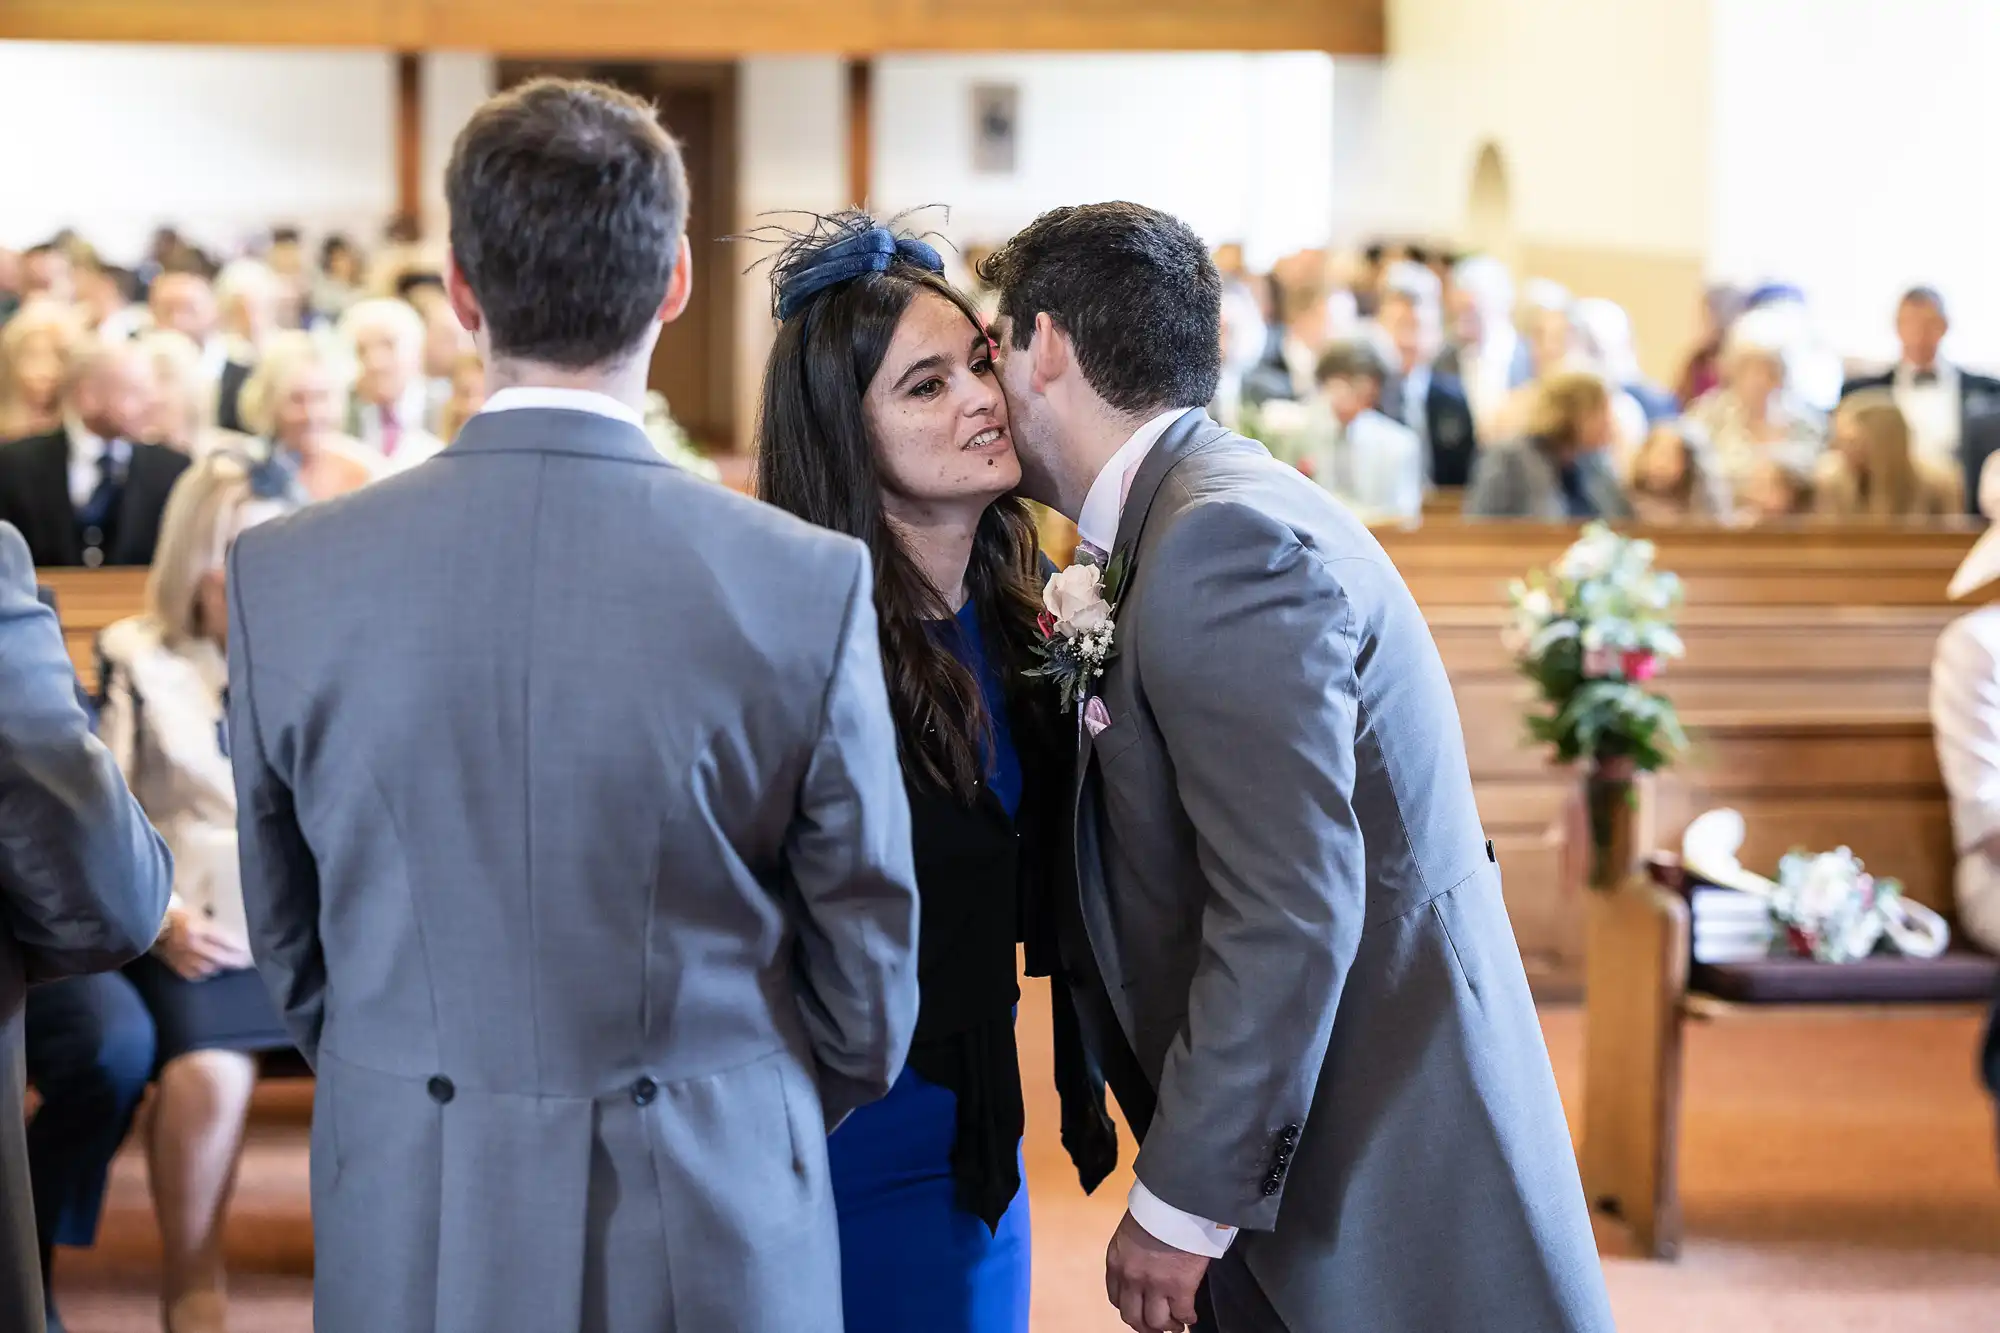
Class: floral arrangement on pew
1680,809,1951,964
1505,523,1689,885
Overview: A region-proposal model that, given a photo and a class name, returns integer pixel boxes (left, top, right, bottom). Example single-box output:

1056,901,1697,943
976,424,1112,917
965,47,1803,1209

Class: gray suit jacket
1072,411,1612,1331
0,522,172,1333
227,407,920,1333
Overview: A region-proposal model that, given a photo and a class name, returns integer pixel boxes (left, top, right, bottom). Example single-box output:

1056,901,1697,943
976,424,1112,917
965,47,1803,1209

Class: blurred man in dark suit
1378,288,1479,488
0,339,190,568
1842,288,2000,515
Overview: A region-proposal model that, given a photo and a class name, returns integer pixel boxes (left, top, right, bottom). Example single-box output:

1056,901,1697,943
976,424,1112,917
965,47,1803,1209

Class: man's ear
1028,312,1069,395
659,236,694,325
444,251,482,336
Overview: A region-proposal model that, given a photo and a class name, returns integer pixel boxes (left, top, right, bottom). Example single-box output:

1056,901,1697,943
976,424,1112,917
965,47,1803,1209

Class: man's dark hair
1901,285,1947,319
1315,339,1389,389
978,202,1221,414
446,77,688,369
270,225,302,246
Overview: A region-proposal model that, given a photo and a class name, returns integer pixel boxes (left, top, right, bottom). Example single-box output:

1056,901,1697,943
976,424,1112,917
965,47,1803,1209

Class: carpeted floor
52,997,2000,1332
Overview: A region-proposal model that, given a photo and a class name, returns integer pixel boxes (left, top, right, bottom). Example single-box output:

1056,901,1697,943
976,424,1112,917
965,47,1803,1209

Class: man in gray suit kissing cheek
978,205,1615,1333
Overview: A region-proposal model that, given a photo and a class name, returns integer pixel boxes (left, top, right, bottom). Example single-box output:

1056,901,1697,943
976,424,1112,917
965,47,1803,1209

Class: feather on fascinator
753,210,948,323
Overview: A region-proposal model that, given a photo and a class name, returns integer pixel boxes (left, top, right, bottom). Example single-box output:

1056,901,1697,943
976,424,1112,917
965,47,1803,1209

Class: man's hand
1106,1208,1208,1333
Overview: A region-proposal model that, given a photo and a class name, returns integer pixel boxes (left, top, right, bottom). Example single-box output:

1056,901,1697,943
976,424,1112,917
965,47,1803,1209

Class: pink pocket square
1084,696,1112,738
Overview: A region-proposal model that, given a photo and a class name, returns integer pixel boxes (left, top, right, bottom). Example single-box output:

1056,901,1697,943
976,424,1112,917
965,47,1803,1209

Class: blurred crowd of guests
0,218,713,570
1201,241,1997,527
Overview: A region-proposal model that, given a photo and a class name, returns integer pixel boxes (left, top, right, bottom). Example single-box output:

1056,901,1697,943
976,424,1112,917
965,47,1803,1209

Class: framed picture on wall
971,83,1019,175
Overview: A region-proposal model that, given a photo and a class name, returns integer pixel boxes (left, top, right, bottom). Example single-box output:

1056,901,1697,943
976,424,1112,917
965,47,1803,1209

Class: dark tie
76,444,126,567
1913,370,1939,387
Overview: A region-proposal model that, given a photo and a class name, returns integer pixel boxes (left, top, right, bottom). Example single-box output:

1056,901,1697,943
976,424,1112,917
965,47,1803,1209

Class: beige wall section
1518,241,1705,386
1371,0,1715,381
733,57,849,456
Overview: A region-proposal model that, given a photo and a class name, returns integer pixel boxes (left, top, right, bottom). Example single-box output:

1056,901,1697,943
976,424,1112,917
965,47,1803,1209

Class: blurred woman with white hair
212,259,284,433
134,328,215,455
1685,308,1827,493
236,330,382,502
337,297,445,469
0,297,83,439
95,451,297,1333
1439,255,1533,428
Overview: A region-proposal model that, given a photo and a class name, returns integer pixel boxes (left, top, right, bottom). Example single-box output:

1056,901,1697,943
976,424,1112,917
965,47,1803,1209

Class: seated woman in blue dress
755,212,1117,1333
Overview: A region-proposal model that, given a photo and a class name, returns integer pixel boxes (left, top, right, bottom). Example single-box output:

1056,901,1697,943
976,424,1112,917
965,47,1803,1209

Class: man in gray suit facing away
1,522,173,1333
227,79,920,1333
983,205,1613,1333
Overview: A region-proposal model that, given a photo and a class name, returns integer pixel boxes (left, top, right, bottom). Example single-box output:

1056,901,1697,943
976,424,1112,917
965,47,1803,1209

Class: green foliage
1506,523,1688,773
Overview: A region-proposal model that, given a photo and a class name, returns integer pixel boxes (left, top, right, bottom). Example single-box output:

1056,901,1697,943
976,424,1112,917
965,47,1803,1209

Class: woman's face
1531,310,1573,372
1577,402,1616,452
1637,428,1689,490
145,360,197,448
1731,351,1782,405
863,291,1018,515
11,331,65,409
275,363,337,447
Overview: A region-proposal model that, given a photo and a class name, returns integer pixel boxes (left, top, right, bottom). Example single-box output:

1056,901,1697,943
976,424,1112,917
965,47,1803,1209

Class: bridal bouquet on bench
1682,808,1950,963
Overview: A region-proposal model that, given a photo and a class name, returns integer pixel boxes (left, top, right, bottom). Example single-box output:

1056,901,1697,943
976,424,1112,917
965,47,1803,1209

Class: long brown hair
754,213,1045,798
1831,391,1925,517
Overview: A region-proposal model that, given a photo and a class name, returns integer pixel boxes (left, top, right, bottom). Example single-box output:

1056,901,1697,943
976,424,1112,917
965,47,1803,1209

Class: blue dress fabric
828,599,1031,1333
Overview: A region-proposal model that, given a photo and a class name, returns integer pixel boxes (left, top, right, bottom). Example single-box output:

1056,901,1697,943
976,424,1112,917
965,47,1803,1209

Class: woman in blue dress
755,212,1117,1332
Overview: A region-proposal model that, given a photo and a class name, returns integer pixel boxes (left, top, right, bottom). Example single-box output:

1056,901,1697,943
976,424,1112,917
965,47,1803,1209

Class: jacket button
1261,1177,1281,1197
1280,1125,1300,1146
631,1077,659,1106
427,1076,455,1105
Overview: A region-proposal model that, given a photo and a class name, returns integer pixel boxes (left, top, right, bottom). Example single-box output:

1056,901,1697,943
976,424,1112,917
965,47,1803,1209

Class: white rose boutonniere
1030,547,1129,713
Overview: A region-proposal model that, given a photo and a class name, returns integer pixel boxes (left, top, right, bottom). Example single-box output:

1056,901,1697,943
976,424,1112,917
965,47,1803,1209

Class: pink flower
1623,651,1659,682
1583,647,1616,678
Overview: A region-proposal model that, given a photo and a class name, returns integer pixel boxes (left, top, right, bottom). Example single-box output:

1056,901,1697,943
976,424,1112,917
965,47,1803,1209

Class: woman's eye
912,378,943,400
971,355,994,376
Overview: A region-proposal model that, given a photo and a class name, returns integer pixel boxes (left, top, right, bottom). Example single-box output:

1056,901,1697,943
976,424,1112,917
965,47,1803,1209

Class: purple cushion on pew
1691,951,2000,1005
1645,854,1999,1005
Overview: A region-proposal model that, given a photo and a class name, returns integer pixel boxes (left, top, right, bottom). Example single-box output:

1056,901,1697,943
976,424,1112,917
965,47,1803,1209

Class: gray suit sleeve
0,524,171,980
1129,501,1365,1231
227,540,326,1068
782,546,920,1128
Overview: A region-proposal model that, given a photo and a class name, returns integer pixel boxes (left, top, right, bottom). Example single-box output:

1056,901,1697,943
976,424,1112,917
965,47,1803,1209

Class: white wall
734,56,849,451
1376,0,1712,255
420,52,498,236
870,53,1335,272
0,43,398,260
1709,0,2000,366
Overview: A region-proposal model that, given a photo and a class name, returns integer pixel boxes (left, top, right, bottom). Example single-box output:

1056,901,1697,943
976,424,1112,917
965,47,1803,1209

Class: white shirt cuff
1127,1178,1238,1258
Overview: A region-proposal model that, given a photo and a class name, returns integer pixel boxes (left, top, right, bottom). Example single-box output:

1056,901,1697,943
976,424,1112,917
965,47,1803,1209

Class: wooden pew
38,520,1982,998
37,566,150,695
1383,521,1980,993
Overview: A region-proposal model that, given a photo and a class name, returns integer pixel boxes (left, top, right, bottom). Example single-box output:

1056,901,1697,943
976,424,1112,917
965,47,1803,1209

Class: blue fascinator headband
772,219,947,323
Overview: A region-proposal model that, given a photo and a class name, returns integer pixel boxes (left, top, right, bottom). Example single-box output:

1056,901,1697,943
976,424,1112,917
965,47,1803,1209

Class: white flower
1558,527,1619,581
1044,562,1112,636
1519,587,1554,622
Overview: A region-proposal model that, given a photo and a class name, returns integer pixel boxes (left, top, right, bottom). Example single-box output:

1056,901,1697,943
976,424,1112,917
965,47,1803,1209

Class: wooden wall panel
1,0,1387,55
